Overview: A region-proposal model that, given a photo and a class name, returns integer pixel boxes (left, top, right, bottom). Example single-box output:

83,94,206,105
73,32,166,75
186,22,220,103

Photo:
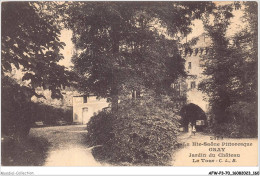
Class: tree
231,1,257,104
199,4,235,123
227,2,258,137
63,2,213,111
2,2,71,99
1,2,71,137
199,2,257,136
61,2,216,165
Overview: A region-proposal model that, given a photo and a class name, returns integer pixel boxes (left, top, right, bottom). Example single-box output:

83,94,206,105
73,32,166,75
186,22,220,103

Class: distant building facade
32,87,109,125
72,95,108,124
183,34,211,112
174,33,211,113
174,33,211,131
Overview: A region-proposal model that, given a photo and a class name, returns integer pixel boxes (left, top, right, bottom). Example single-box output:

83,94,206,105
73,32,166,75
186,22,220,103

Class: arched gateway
180,103,207,132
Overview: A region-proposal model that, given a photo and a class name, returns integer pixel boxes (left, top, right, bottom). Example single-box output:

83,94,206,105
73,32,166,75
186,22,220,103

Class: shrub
31,103,73,126
86,111,114,147
1,76,33,139
87,95,180,166
1,135,49,166
209,101,257,138
2,76,73,139
227,101,257,137
210,122,240,138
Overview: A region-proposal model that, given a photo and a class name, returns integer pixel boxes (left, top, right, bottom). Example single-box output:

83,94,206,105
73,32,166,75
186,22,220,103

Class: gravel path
30,125,105,166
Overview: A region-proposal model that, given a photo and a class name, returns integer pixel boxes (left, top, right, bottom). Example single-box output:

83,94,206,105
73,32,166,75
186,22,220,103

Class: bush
86,95,180,166
227,101,257,137
86,111,114,147
210,122,240,138
2,76,33,139
31,103,73,126
209,101,257,138
2,76,73,140
1,135,49,166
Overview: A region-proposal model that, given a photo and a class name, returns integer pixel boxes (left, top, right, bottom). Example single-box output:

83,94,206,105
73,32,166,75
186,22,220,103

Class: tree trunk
111,24,120,113
111,93,119,113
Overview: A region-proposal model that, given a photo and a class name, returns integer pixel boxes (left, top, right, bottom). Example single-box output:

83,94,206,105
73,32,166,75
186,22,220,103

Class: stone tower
175,33,211,113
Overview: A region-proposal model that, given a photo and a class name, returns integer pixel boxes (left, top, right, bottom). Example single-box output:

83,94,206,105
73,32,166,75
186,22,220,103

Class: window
83,95,88,103
191,81,196,89
188,62,192,69
83,107,88,112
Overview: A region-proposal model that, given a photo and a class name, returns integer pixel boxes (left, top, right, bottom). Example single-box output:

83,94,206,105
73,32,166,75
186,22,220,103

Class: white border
0,0,259,175
1,166,260,176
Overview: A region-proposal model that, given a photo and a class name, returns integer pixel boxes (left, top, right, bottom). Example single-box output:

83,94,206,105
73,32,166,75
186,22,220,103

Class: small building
72,95,109,124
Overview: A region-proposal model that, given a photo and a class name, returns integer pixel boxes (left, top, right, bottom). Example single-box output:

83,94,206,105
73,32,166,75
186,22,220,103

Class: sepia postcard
1,1,259,175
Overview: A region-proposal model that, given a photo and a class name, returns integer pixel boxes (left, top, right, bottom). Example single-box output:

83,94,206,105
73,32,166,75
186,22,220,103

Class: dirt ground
29,125,106,166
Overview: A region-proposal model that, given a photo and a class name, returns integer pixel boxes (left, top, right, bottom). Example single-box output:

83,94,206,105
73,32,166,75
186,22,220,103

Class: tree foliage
2,2,71,99
199,2,257,136
62,2,215,165
231,2,257,104
2,76,33,138
199,4,235,123
63,2,213,110
1,2,72,138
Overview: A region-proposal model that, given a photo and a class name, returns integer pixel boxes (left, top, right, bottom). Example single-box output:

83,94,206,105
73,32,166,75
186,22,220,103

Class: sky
58,29,74,68
186,4,245,41
58,3,246,69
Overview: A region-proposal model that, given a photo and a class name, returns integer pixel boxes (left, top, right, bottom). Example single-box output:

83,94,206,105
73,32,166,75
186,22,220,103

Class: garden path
30,125,106,166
